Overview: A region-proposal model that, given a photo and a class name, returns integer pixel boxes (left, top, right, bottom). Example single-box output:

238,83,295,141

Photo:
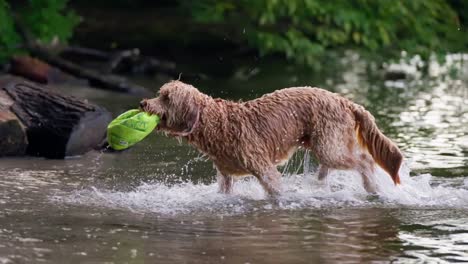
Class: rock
0,90,28,156
0,76,112,158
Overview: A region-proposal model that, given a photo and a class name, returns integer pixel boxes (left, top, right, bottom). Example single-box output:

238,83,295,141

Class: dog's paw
366,193,380,202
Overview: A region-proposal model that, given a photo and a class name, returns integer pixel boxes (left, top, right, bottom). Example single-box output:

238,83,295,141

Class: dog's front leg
255,167,282,196
317,165,329,181
216,170,234,194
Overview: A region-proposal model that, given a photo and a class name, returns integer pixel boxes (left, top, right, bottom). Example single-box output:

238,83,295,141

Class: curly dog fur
140,80,403,195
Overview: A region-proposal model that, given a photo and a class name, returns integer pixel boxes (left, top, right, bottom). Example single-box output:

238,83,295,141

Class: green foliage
0,1,22,62
186,0,467,66
21,0,80,44
0,0,79,63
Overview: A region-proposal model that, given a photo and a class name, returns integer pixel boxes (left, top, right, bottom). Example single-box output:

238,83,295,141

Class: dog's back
193,86,402,186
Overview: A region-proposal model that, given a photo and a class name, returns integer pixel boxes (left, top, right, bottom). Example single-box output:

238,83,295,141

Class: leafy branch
0,0,79,63
185,0,466,66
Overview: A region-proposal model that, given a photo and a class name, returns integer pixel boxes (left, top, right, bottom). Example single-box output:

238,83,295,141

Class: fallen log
62,46,177,75
8,55,81,85
104,48,140,73
12,16,150,95
61,46,111,61
9,56,51,84
0,76,112,158
28,45,150,95
13,18,150,95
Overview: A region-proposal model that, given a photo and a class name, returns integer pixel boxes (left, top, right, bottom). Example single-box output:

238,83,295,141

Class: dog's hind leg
360,171,376,193
357,153,377,193
216,170,234,194
254,167,282,196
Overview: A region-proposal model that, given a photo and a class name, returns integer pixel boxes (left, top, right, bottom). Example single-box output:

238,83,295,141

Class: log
28,46,150,96
104,48,140,73
8,55,80,85
14,17,151,96
0,76,112,158
61,46,177,75
13,18,149,95
0,90,28,156
61,46,111,61
9,56,51,84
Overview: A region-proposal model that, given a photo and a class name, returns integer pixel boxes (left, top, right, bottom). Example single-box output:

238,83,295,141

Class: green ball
107,109,159,150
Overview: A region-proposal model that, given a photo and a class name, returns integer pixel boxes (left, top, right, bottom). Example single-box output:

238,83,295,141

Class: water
0,53,467,263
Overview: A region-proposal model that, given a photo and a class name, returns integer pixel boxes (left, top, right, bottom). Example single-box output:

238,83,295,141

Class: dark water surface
0,54,467,263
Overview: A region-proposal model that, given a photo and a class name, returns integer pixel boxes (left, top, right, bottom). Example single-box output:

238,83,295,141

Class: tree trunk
0,76,112,158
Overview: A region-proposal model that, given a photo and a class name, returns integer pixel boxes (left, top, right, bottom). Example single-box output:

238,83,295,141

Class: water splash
55,161,468,215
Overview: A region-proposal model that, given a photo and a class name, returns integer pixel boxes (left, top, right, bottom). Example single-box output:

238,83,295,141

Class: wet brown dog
140,80,403,196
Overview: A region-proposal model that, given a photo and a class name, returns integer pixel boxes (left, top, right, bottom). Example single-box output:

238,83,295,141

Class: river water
0,53,467,263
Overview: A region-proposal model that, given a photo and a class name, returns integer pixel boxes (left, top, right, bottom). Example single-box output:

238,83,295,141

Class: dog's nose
139,100,147,109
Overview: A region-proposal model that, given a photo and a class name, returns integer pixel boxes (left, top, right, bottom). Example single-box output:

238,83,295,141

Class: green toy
107,109,159,150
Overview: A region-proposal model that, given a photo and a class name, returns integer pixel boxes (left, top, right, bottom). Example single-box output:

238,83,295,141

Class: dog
140,80,403,196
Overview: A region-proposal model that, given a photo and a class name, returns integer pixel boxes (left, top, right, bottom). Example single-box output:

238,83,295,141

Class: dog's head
140,81,203,136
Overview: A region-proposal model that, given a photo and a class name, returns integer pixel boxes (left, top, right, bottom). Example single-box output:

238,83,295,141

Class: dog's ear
182,102,200,135
169,102,199,137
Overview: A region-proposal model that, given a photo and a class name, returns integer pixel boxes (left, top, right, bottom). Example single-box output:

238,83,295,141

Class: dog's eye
161,94,170,103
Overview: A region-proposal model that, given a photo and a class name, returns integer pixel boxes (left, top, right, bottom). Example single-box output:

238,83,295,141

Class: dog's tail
352,105,403,185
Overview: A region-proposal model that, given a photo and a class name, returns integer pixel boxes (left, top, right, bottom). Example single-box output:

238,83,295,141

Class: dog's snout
139,100,147,109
